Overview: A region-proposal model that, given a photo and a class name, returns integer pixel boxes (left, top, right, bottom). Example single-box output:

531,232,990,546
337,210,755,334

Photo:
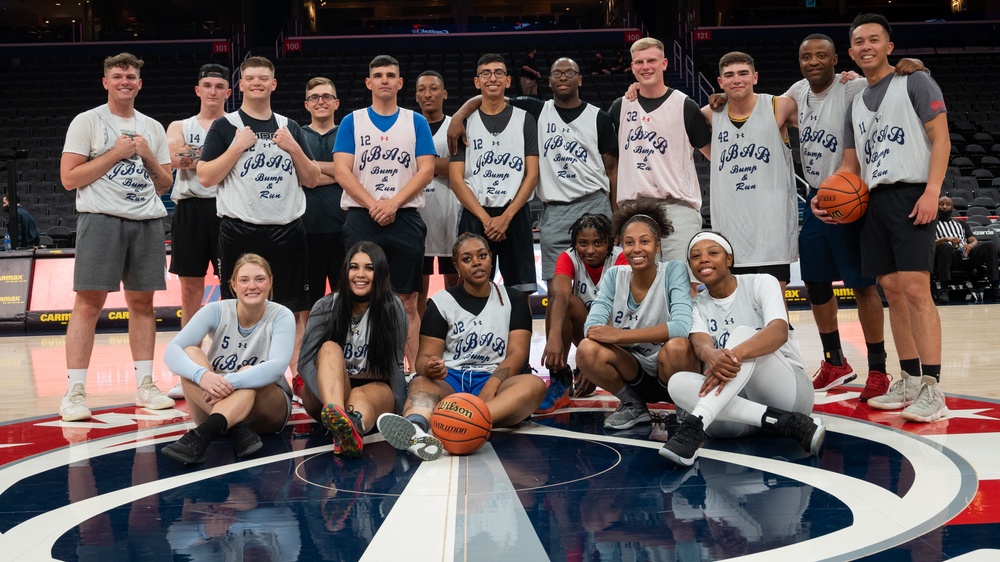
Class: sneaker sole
161,444,205,465
867,399,915,410
411,435,445,461
813,372,857,392
378,414,417,451
604,411,652,430
60,408,92,422
534,392,571,415
136,399,176,410
235,439,263,458
808,417,826,456
322,406,363,458
901,406,949,423
658,445,698,467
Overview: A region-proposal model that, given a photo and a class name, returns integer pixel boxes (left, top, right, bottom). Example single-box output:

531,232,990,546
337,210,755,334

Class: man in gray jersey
836,13,951,423
59,53,176,421
164,63,232,400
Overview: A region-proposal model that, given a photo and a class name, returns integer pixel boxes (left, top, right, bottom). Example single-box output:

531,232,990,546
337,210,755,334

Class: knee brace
806,282,835,306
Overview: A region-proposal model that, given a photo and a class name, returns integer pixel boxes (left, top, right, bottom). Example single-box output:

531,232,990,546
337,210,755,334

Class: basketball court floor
1,305,999,561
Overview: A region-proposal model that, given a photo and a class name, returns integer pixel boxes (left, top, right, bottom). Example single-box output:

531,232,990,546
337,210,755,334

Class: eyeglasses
477,69,508,79
306,93,337,103
550,70,580,79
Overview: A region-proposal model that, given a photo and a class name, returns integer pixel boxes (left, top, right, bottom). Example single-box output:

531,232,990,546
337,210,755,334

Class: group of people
57,11,952,469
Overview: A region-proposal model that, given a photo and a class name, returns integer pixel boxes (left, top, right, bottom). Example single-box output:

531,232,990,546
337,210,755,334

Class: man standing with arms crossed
164,63,232,400
334,55,436,370
836,13,951,423
59,53,175,421
610,37,711,264
198,56,321,377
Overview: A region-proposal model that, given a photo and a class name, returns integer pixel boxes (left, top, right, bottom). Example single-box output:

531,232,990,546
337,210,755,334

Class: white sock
67,369,87,391
135,360,154,385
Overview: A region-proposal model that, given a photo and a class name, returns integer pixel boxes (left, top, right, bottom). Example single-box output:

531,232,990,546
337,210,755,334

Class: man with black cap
163,63,232,400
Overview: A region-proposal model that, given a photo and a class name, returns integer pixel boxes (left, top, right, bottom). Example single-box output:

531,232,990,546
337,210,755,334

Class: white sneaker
60,382,92,422
901,383,948,423
166,383,185,400
135,376,176,410
868,375,920,410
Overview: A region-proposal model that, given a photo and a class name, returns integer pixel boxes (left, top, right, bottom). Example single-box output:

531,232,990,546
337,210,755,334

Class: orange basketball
815,172,870,224
430,393,493,455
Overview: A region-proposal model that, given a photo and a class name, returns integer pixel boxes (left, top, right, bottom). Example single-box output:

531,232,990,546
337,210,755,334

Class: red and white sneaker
859,370,891,402
812,360,857,392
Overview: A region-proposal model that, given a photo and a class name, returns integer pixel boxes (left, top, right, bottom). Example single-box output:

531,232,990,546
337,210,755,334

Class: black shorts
730,263,792,283
306,232,345,306
169,197,220,277
457,204,538,294
343,208,426,294
423,255,457,276
219,217,310,312
861,183,936,277
628,365,672,404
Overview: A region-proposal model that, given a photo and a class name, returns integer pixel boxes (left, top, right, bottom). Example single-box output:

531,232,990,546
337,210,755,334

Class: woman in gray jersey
162,254,295,465
577,199,693,431
298,241,407,458
658,232,824,467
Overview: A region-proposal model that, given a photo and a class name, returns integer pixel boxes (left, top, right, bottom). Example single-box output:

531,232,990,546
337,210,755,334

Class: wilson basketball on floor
815,172,869,224
430,393,493,455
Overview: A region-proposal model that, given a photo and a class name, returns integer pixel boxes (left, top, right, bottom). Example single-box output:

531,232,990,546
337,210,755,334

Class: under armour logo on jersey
492,140,501,146
381,136,390,141
641,116,652,122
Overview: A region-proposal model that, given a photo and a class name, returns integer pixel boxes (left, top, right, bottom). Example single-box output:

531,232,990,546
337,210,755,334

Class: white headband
688,232,733,255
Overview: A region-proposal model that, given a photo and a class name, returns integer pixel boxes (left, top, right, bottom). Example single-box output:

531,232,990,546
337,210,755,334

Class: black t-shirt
428,119,445,136
520,55,539,80
300,124,345,234
510,97,617,155
451,104,539,162
421,284,532,338
609,90,711,149
201,109,314,162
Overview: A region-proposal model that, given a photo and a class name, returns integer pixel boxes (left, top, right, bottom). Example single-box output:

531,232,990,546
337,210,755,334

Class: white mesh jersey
791,75,866,189
464,108,528,207
431,284,513,373
851,75,931,189
204,300,292,393
536,101,609,203
342,306,373,378
171,116,216,201
419,116,460,256
64,104,168,220
691,274,805,375
343,108,422,209
608,262,672,374
564,246,623,308
616,92,701,210
216,112,305,225
709,94,797,266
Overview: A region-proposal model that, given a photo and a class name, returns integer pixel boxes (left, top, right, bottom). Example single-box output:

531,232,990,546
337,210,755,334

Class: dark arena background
1,1,1000,560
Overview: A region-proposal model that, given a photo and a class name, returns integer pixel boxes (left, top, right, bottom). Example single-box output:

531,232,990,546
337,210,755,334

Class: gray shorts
659,200,703,264
539,191,612,280
74,213,166,292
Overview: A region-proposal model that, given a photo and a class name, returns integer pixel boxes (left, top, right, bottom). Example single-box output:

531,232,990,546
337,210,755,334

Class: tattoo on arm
410,390,441,409
490,367,512,384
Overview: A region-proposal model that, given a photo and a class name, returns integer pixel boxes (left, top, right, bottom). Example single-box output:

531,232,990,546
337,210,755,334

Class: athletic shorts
861,183,936,277
731,263,792,283
219,217,310,312
444,367,492,396
74,213,166,292
458,204,538,294
343,208,425,294
306,232,345,306
799,190,875,288
628,363,672,404
169,197,220,278
423,255,457,276
539,190,612,280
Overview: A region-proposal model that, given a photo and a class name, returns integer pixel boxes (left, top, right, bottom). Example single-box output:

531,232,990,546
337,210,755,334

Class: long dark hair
305,242,401,382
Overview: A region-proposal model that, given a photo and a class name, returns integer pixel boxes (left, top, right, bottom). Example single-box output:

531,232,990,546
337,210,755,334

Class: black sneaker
231,422,263,458
767,411,825,456
162,428,210,464
659,416,705,466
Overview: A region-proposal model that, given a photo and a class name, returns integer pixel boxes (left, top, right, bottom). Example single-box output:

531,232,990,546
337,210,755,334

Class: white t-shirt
63,105,169,220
